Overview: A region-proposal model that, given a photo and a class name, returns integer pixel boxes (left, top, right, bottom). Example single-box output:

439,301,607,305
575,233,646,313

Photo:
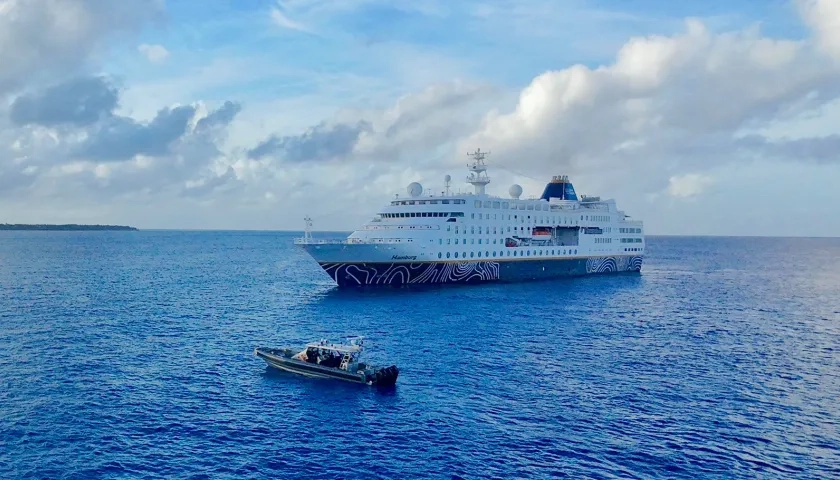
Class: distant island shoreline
0,224,138,231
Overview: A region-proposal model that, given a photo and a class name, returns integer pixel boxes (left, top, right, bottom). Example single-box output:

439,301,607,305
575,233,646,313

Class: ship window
447,252,451,258
477,251,480,257
454,252,459,258
474,200,481,208
478,239,482,244
439,239,442,245
502,202,508,209
471,226,474,234
447,239,451,244
470,252,474,258
478,213,483,220
493,251,496,257
493,202,500,208
513,251,517,257
455,239,459,244
438,252,442,258
526,204,534,210
471,213,474,219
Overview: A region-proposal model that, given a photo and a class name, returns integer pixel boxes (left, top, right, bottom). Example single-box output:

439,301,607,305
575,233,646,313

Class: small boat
254,336,399,386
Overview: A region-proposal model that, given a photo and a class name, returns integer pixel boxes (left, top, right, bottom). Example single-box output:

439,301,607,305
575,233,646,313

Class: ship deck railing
294,238,414,245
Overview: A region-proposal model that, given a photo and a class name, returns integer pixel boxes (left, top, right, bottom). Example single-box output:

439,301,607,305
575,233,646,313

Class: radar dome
444,174,452,183
407,182,423,197
509,184,523,199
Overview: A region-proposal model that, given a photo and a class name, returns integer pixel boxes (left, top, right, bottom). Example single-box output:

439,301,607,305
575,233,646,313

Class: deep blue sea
1,231,839,479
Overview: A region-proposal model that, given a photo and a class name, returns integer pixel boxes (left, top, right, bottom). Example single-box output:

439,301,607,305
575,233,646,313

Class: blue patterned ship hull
318,256,643,287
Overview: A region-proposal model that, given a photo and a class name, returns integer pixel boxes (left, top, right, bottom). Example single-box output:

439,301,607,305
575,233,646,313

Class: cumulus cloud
10,76,119,127
460,18,840,193
1,75,242,200
0,0,162,95
78,105,198,161
196,101,243,132
666,173,714,198
247,120,373,162
797,0,840,60
246,81,497,165
138,43,169,63
5,0,840,232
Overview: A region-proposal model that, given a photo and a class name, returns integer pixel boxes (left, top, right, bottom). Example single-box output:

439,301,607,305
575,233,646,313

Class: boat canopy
304,336,365,354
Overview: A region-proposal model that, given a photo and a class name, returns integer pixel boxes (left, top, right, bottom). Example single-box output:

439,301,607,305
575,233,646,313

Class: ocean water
1,231,839,479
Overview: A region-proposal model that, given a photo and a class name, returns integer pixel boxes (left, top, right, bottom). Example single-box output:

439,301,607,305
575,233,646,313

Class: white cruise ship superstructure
295,149,644,287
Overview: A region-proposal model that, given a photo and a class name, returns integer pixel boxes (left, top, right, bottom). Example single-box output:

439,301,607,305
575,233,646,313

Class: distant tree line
0,224,138,231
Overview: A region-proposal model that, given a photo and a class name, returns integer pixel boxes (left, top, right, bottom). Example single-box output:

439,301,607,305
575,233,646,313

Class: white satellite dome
509,184,523,199
444,174,452,183
407,182,423,197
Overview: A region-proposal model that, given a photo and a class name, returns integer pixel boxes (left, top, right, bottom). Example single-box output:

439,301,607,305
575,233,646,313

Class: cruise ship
295,149,644,287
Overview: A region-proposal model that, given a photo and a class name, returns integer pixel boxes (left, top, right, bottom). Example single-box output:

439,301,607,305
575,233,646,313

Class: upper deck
296,149,644,253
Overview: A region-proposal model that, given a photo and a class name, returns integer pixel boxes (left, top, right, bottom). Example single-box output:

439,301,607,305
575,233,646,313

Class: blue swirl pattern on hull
320,256,643,287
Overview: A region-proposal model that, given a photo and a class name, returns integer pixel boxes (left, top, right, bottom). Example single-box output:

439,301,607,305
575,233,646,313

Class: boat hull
318,255,643,287
256,349,369,383
255,348,399,386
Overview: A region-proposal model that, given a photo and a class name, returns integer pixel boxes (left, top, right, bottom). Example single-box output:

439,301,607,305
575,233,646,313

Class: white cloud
460,17,840,196
270,3,309,32
797,0,840,60
138,43,169,63
6,0,840,235
0,0,162,95
666,173,714,198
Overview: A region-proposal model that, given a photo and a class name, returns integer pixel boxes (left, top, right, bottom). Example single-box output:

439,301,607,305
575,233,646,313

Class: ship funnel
540,175,578,201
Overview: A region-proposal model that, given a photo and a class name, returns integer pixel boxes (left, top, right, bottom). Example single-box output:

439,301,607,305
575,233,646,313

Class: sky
1,0,840,236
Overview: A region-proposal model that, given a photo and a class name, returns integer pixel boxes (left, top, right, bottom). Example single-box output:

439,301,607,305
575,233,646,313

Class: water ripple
1,232,839,478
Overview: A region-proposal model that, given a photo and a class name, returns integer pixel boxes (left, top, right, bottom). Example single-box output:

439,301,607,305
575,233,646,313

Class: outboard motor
374,365,399,386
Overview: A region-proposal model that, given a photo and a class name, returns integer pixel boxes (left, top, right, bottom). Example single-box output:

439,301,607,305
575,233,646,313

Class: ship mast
303,216,313,242
466,148,491,195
